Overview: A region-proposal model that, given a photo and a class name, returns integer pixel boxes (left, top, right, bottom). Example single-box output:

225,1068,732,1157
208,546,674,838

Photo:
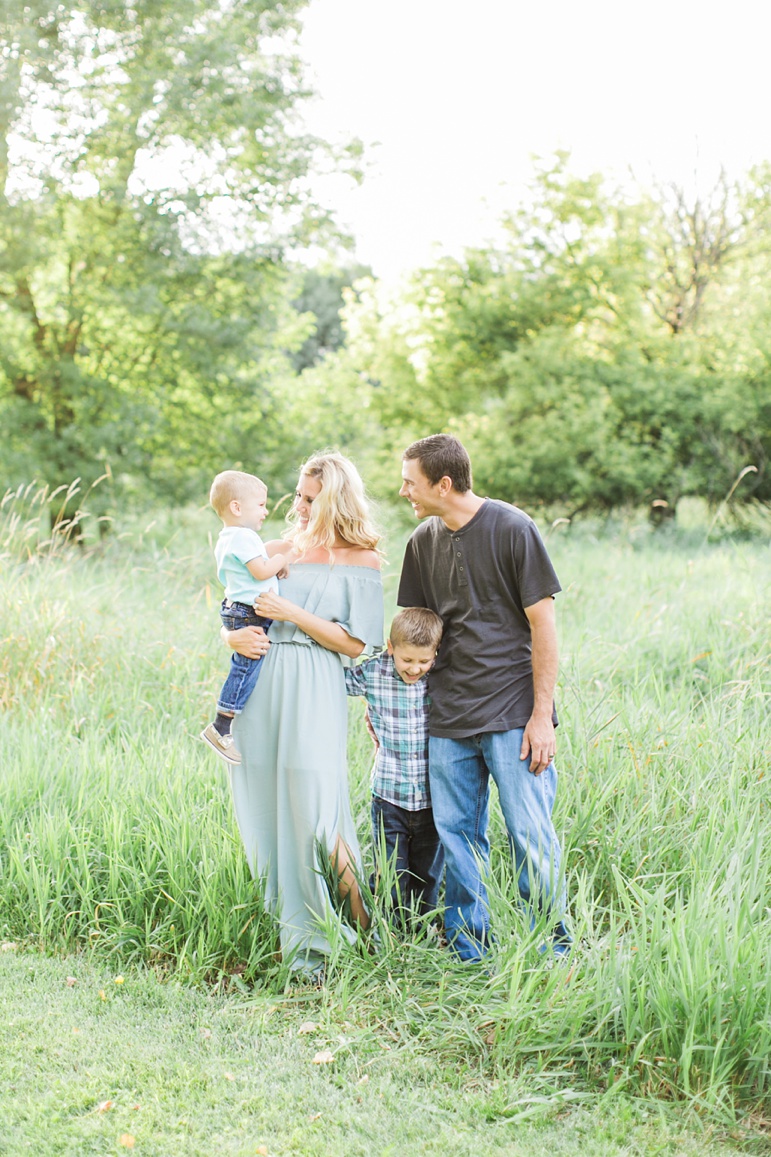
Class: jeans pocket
221,602,255,629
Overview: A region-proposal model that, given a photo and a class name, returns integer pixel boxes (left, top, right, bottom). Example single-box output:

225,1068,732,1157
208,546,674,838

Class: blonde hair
209,470,265,519
287,452,380,557
389,607,443,651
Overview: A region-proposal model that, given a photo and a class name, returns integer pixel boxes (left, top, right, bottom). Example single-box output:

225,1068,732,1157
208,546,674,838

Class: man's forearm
521,597,558,774
527,598,558,717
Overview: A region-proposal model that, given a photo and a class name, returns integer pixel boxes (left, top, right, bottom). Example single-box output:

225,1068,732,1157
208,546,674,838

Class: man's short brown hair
389,607,443,651
403,434,472,493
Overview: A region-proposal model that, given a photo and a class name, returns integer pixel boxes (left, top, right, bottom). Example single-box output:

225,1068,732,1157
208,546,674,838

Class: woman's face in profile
293,474,322,530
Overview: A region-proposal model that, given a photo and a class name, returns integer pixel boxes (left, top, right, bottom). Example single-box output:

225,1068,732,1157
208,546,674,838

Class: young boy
200,470,293,766
345,607,445,917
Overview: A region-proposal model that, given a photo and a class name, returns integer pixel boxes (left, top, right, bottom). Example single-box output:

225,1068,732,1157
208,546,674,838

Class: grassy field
1,490,770,1155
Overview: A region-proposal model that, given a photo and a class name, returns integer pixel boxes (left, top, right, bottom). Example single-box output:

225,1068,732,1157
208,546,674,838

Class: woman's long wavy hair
286,452,381,559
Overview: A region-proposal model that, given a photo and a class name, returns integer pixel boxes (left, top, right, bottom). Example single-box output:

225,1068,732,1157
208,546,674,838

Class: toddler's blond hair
209,470,266,519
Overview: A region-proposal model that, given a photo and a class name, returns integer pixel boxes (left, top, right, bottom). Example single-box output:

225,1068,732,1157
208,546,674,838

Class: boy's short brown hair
209,470,265,518
389,607,443,651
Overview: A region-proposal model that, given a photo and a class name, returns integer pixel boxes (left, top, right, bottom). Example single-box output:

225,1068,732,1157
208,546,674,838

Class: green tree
304,154,771,512
0,0,347,518
290,262,372,372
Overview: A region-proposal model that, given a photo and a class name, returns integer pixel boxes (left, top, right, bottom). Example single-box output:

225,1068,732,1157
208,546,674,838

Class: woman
225,452,383,976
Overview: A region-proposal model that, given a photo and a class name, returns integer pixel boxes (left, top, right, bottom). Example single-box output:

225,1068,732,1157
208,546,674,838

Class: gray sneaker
200,723,241,765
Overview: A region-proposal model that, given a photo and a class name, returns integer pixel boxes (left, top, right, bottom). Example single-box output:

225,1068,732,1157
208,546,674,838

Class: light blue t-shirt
214,526,279,605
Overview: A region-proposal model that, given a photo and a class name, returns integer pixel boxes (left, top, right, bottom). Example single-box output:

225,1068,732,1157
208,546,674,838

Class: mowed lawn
1,500,769,1155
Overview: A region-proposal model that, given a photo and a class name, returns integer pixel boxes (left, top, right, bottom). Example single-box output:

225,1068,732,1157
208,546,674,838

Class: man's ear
386,638,394,655
437,475,453,497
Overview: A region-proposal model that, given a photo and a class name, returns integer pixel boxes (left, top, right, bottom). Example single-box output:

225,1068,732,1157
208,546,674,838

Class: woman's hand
224,624,270,659
256,588,365,659
255,590,300,624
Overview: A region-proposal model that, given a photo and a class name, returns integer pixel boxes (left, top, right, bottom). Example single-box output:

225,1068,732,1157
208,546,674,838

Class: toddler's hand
275,546,299,580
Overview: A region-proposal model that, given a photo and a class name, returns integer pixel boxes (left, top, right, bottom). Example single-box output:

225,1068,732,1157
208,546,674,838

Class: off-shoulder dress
230,562,383,973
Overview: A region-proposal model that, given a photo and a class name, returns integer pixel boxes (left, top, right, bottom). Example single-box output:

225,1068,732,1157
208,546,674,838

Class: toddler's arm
246,547,295,582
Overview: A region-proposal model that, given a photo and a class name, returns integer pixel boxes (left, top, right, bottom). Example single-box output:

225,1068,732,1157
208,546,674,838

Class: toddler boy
345,607,445,917
201,470,293,766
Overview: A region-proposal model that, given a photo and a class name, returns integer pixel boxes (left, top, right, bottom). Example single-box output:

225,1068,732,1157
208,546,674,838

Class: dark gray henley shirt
397,498,561,738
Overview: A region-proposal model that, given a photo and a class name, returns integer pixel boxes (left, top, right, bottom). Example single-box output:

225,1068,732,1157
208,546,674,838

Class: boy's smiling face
232,486,268,532
388,639,436,684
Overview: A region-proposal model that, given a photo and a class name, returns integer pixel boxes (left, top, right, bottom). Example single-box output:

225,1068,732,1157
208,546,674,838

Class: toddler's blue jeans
217,600,272,715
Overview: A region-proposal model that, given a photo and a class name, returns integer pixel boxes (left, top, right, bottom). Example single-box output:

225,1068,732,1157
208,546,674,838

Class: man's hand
520,712,555,776
523,596,559,775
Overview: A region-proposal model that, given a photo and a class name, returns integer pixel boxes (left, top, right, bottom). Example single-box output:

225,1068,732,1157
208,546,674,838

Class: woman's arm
263,538,293,558
254,590,365,658
222,624,271,659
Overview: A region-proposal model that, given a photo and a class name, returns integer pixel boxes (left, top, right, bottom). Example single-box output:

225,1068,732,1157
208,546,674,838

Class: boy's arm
344,662,368,698
246,547,296,582
343,666,380,750
363,708,380,750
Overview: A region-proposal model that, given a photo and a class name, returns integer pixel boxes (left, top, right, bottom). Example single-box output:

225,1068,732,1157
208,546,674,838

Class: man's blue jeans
429,729,570,961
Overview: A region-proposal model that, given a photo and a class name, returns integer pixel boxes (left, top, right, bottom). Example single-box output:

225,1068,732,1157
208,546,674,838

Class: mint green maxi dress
230,562,383,973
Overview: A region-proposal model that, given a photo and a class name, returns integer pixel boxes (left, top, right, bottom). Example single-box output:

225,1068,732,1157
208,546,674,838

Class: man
397,434,570,961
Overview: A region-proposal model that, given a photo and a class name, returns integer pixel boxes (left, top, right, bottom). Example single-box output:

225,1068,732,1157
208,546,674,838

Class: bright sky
299,0,771,280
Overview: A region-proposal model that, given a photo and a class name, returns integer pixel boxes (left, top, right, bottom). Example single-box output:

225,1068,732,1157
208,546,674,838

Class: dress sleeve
335,569,384,655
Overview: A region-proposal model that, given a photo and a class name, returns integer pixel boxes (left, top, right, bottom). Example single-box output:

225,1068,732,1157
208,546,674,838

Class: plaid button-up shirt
344,652,431,811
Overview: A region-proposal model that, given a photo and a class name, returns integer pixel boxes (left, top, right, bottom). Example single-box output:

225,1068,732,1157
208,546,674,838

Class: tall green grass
1,494,769,1121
